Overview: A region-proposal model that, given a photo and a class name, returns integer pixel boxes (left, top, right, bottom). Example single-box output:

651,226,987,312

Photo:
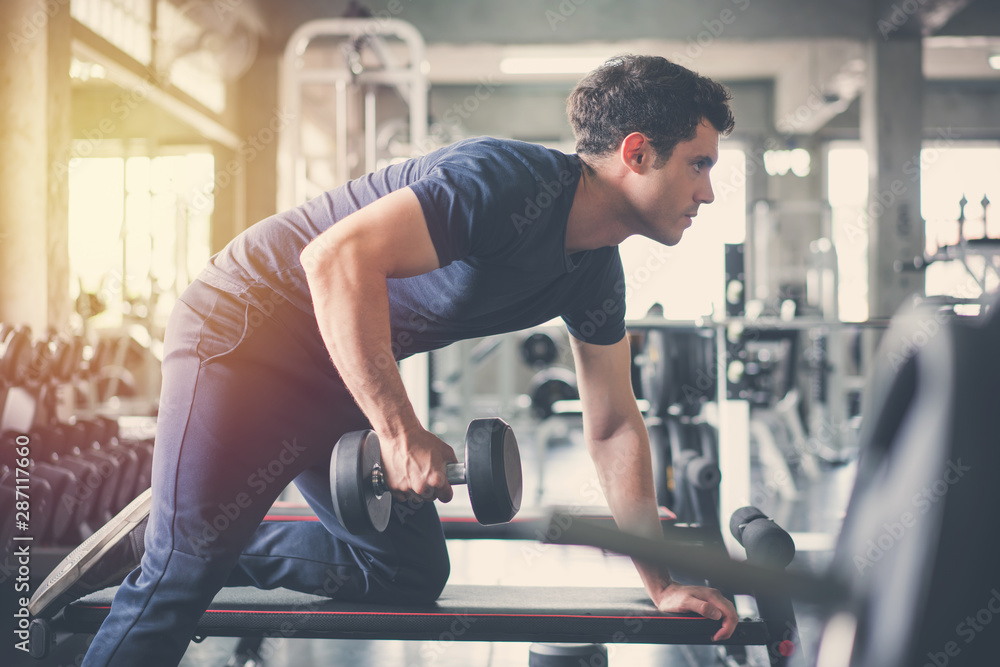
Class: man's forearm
586,422,673,588
586,422,664,540
302,246,419,439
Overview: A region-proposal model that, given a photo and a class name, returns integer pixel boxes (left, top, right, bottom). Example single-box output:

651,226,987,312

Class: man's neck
565,156,632,254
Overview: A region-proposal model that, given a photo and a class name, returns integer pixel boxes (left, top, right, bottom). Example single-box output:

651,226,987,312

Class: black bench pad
64,584,770,646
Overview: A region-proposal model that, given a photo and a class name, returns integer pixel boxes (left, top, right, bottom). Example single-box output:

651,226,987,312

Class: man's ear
620,132,650,174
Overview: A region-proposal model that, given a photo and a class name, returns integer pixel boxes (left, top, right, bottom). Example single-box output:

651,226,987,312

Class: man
31,54,738,665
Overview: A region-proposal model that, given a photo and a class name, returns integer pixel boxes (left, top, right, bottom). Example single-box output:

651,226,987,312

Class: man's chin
661,230,683,246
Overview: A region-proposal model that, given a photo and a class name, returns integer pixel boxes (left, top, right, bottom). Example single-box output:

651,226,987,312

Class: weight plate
50,338,73,381
688,423,721,489
686,455,721,490
520,332,558,367
527,367,578,419
640,328,717,417
1,326,32,385
28,340,53,383
465,418,522,525
331,430,391,534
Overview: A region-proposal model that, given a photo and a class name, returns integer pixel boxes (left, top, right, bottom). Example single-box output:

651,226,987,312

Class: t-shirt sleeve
562,247,628,345
408,142,535,267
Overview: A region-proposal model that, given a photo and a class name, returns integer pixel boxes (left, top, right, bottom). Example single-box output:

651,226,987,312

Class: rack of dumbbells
0,324,154,576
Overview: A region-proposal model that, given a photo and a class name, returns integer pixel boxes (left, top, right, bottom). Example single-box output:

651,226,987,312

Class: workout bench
28,507,799,666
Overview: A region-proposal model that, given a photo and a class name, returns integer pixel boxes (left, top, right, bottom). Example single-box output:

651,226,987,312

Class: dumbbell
34,425,103,541
75,418,132,514
675,423,721,491
66,420,123,525
95,415,154,502
49,335,83,383
16,430,83,544
26,339,53,385
0,325,33,385
0,479,17,560
331,418,522,534
730,506,795,567
91,418,141,514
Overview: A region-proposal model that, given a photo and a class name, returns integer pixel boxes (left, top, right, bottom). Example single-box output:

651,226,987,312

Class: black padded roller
729,506,767,542
730,506,795,567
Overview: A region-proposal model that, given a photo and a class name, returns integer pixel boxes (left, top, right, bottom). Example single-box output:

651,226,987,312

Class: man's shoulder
434,136,569,165
426,137,577,189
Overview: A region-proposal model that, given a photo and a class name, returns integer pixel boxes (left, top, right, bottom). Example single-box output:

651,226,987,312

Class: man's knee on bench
391,552,450,604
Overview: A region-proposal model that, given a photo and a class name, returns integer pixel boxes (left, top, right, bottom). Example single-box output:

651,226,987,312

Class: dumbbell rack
1,325,155,583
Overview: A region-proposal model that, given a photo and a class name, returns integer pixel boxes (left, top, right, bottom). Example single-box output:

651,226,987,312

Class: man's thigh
151,283,368,561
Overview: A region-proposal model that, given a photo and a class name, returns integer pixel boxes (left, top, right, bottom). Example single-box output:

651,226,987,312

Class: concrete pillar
860,36,925,319
237,49,281,228
46,2,72,329
0,0,71,333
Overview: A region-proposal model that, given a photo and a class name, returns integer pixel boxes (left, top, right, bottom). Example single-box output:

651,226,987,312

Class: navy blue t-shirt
198,137,626,359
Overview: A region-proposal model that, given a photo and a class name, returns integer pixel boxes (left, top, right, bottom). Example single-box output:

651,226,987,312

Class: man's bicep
302,187,440,279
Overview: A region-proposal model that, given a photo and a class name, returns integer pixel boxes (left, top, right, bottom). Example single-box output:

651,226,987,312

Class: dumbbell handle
371,461,467,496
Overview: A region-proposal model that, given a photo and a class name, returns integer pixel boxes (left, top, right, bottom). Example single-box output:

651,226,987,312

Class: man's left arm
569,335,737,641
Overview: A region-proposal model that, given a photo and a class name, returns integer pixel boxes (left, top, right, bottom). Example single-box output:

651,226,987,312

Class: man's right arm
299,186,457,502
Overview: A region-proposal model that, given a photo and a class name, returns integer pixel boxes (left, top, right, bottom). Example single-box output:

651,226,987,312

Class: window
826,144,869,322
71,0,152,65
827,142,1000,318
155,0,227,113
68,149,214,330
920,145,1000,305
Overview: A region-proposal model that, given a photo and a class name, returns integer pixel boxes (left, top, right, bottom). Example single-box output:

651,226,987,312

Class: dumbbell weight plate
108,444,141,514
520,332,558,367
685,455,721,490
1,326,33,385
331,430,391,534
686,423,721,490
33,462,78,544
27,340,53,384
465,418,522,525
527,367,578,420
0,483,17,560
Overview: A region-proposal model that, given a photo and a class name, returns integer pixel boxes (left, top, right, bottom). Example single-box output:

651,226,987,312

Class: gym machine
629,313,724,537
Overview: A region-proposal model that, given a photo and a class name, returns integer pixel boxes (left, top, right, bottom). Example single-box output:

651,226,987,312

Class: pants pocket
195,292,253,367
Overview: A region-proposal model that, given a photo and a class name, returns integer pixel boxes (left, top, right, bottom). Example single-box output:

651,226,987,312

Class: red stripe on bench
73,604,697,621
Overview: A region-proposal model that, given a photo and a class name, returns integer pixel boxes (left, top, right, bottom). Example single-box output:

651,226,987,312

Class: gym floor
82,422,854,667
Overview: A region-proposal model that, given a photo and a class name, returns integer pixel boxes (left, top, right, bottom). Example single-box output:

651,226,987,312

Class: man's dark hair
567,55,735,166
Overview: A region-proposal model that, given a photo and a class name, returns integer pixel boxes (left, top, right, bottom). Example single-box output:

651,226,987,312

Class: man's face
629,119,719,246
